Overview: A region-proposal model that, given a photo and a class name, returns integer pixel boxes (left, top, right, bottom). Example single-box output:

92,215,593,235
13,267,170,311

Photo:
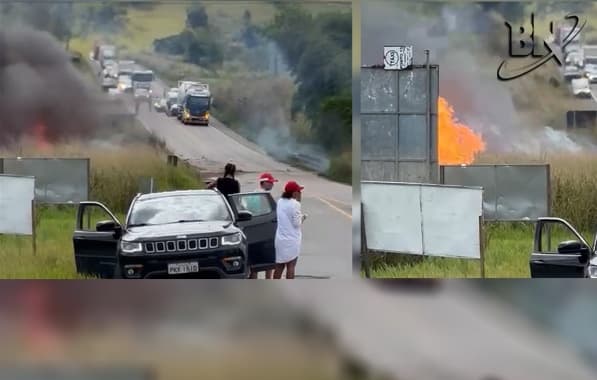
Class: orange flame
32,122,51,150
438,96,486,165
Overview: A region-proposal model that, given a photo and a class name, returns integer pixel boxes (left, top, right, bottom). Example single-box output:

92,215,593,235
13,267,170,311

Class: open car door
228,192,277,272
530,217,593,278
73,201,122,279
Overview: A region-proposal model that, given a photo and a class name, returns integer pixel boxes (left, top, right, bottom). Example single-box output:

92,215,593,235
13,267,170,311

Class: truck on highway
177,81,211,125
132,70,154,112
583,44,597,65
98,45,117,69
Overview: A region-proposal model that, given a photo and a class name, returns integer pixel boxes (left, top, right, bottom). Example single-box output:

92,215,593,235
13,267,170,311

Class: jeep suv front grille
144,237,218,254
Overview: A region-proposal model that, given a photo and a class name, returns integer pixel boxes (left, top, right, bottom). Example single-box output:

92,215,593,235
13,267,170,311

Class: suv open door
228,192,277,272
73,201,122,278
530,217,593,278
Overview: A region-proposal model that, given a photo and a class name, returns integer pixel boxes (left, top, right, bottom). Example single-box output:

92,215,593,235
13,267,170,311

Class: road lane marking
315,196,352,220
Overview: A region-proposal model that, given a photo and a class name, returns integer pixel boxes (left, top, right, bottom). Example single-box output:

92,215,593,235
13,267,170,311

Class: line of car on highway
94,43,211,125
558,28,597,98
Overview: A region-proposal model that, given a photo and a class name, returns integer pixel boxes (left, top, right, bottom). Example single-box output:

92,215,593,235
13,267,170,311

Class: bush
327,150,352,184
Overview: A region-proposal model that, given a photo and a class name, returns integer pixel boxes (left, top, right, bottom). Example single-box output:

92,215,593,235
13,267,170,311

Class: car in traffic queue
571,77,592,98
117,74,133,93
165,89,180,117
153,97,168,112
529,217,597,278
585,63,597,83
72,190,278,279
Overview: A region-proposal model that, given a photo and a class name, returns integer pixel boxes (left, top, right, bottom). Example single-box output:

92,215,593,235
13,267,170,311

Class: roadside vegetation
68,2,352,184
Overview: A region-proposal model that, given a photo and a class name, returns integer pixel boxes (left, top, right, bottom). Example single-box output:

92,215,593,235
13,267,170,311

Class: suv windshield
132,73,154,82
128,194,231,226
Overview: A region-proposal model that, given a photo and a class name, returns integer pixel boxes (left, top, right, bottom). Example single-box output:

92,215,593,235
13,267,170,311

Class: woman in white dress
274,181,306,279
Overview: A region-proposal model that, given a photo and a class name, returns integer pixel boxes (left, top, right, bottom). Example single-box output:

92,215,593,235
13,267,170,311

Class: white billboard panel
421,186,482,258
0,175,35,235
361,182,422,254
361,181,483,259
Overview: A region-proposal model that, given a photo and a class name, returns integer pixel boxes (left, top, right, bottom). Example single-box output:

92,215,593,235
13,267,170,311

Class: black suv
72,190,278,279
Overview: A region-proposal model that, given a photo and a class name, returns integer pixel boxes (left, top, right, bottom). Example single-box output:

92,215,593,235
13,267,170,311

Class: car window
539,222,586,254
78,204,120,231
128,194,231,226
233,193,273,217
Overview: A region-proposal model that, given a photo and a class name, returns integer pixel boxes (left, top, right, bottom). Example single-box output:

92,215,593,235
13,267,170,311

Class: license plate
168,262,199,275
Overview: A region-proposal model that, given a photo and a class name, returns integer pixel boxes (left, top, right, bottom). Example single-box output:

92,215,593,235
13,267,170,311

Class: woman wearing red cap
274,180,306,279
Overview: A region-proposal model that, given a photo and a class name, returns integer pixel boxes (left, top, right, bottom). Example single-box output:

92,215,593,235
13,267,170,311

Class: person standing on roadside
274,181,306,280
248,172,278,280
207,163,240,198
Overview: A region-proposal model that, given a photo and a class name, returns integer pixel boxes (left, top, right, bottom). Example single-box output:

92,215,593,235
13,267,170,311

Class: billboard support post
361,203,371,279
31,199,37,256
479,215,485,278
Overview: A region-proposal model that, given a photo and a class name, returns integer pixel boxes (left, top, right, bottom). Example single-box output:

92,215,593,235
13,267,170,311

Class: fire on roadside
32,121,51,151
438,96,486,165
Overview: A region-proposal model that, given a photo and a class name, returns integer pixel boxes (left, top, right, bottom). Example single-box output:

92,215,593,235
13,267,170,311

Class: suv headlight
221,233,242,246
589,265,597,278
121,240,143,253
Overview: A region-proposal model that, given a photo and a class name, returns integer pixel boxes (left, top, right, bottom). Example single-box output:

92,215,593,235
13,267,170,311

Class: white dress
275,198,303,264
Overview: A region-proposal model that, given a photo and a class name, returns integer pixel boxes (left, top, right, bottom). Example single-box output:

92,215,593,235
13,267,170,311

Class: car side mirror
237,211,252,222
557,240,590,255
96,220,121,233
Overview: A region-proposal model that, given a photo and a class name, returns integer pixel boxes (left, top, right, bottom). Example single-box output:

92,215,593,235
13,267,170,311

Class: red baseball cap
259,172,278,183
284,180,304,193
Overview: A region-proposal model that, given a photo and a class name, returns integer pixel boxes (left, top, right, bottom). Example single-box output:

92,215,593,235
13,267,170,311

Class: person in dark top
207,163,240,197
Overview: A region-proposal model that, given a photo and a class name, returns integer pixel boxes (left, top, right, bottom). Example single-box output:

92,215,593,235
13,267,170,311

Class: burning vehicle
529,217,597,278
72,190,278,279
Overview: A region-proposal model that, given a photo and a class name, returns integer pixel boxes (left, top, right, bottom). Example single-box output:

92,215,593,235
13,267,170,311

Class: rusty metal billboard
440,164,550,221
361,64,439,183
1,158,89,204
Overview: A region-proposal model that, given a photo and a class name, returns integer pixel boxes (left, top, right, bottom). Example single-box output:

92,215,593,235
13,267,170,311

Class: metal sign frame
361,55,439,183
361,180,486,277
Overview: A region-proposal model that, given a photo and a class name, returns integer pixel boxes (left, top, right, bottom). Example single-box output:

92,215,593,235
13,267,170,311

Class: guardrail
290,153,329,174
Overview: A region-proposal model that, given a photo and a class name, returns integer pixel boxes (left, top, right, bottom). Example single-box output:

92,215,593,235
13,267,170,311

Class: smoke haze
0,26,100,147
361,1,596,154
